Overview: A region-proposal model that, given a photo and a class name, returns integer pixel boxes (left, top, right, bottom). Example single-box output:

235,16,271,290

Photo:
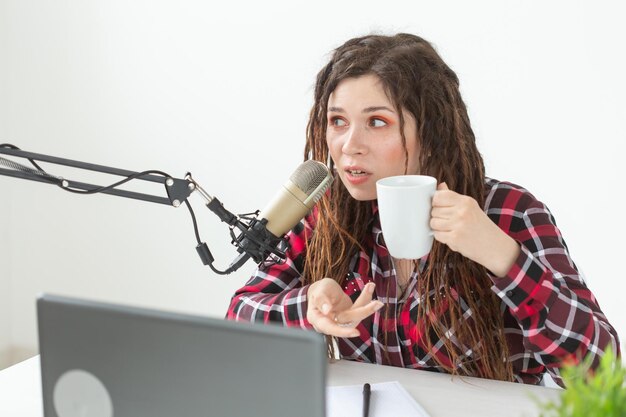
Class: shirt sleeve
487,185,620,385
225,214,315,330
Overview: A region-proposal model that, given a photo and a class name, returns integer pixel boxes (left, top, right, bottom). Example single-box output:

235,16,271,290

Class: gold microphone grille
290,160,330,195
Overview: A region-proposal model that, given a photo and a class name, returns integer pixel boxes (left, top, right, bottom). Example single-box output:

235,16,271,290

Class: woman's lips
344,167,371,185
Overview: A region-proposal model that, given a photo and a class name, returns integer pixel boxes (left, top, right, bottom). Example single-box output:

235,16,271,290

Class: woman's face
326,74,420,201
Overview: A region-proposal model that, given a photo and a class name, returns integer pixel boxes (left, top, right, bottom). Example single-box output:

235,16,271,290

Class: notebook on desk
37,294,326,417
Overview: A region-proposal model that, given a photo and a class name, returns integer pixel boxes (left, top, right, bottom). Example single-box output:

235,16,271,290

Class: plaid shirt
226,177,620,385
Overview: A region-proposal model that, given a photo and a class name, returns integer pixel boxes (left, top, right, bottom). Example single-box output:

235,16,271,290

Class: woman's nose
341,126,368,155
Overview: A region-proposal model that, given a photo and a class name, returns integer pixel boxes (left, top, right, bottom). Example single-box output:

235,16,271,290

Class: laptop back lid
37,294,326,417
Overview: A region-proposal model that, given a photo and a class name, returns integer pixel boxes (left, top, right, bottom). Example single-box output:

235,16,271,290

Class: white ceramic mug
376,175,437,259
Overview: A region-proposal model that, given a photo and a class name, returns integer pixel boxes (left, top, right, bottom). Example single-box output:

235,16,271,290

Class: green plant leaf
534,347,625,417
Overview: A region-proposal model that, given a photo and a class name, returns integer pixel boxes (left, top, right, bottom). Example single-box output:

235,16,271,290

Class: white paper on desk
326,381,431,417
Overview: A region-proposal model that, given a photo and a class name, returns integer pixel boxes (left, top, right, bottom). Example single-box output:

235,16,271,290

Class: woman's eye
330,117,347,127
369,118,387,127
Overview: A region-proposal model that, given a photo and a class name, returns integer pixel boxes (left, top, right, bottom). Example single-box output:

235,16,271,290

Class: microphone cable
0,143,232,275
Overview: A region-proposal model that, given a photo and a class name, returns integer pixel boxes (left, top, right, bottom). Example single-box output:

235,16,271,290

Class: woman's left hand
430,182,521,277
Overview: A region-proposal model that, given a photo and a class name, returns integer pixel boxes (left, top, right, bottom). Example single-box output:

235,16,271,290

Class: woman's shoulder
483,176,544,213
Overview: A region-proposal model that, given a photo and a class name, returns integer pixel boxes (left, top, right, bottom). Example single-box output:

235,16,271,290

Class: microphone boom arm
0,144,288,274
0,146,193,206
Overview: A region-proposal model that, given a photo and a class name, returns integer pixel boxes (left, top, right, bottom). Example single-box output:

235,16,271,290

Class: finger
351,282,376,308
430,217,453,232
335,300,384,325
431,190,459,207
312,315,360,338
309,287,340,316
335,292,357,313
437,182,449,190
318,295,354,324
312,294,333,315
314,278,353,315
430,206,455,219
433,230,454,248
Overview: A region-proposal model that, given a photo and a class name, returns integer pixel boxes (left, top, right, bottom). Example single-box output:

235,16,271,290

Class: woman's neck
392,257,415,292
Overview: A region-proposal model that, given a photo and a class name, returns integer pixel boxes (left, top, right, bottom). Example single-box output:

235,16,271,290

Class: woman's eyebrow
327,106,395,113
363,106,395,113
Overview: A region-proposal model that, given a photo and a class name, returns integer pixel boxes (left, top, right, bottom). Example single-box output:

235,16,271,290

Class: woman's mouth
344,167,371,184
347,169,368,177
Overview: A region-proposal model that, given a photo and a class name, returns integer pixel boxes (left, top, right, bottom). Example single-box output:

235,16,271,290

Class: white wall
1,0,625,368
0,6,11,363
0,186,11,369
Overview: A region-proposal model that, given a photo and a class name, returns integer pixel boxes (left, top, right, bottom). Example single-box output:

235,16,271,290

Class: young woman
226,33,619,386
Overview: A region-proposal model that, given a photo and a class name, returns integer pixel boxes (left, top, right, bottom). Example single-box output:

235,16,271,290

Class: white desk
329,360,560,416
0,356,560,417
0,357,42,416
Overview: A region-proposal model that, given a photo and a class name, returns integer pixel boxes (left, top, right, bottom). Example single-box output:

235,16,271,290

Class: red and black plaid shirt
226,177,620,385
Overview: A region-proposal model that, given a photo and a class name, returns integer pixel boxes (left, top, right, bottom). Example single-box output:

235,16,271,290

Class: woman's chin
345,187,376,201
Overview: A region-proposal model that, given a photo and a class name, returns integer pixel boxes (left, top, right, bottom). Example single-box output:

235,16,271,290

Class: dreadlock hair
303,33,513,382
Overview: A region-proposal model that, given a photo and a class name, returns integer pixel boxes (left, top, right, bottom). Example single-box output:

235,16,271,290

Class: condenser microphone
226,160,333,271
259,160,332,237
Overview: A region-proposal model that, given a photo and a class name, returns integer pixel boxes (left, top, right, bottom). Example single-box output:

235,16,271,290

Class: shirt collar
370,200,384,246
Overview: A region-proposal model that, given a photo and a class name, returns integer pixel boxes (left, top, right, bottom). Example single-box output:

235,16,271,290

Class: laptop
37,294,327,417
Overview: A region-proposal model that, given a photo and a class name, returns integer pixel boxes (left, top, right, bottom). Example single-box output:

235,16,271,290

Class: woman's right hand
306,278,383,338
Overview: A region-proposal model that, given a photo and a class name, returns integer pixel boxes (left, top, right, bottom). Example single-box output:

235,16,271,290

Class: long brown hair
303,33,513,382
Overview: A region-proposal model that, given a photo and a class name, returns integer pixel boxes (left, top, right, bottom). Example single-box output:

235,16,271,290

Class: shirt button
506,290,515,297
